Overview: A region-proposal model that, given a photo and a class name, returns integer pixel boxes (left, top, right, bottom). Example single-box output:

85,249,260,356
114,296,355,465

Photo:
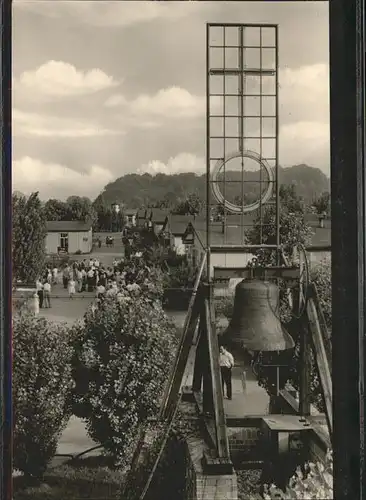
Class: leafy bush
13,313,74,482
70,293,178,467
248,207,314,264
311,260,331,331
146,244,187,269
162,263,196,289
161,263,197,309
116,258,165,302
263,450,333,499
13,455,125,499
215,295,235,322
45,254,70,269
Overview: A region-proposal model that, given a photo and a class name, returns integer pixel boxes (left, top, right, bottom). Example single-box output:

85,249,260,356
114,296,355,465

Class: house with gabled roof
159,214,196,255
45,220,93,254
136,208,148,227
148,208,171,233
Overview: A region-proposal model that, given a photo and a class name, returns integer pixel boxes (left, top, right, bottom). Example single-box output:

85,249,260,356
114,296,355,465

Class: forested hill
96,164,330,208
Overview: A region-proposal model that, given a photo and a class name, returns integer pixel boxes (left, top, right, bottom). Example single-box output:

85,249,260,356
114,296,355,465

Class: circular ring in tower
211,150,274,214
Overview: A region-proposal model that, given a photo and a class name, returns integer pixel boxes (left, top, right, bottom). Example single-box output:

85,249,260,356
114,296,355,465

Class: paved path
40,283,94,324
171,307,270,416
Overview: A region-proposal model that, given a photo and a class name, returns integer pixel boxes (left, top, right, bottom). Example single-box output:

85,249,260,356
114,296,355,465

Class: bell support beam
192,323,205,393
160,253,207,420
298,319,312,417
203,290,231,459
306,296,333,437
291,280,312,418
213,265,301,287
160,290,201,420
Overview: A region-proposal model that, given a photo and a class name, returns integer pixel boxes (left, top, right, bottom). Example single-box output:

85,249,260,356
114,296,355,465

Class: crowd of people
35,267,58,308
36,256,142,308
60,257,127,298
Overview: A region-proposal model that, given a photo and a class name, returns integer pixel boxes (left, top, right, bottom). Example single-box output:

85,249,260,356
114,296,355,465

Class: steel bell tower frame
206,23,280,279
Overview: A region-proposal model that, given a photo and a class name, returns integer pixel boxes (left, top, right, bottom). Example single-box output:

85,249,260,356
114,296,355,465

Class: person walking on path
219,345,234,400
52,266,58,285
43,281,51,308
46,268,52,284
68,278,76,299
62,265,70,289
36,279,44,309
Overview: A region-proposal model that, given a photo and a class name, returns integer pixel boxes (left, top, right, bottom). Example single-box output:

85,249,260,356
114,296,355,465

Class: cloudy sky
12,1,329,201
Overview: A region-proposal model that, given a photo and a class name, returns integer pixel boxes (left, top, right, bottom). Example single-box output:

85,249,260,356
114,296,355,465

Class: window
60,233,68,249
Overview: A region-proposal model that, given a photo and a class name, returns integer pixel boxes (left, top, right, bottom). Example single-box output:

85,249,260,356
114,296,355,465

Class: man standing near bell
219,345,234,400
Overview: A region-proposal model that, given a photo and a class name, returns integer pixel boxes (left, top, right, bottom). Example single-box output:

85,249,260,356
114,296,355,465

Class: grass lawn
13,456,126,500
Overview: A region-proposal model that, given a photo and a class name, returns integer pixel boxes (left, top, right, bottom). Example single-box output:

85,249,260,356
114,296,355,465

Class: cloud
13,1,204,27
13,157,114,200
14,61,118,99
280,121,330,168
130,87,206,119
138,153,205,176
105,63,328,127
104,94,127,107
13,109,123,138
280,63,329,123
106,87,220,122
137,118,329,178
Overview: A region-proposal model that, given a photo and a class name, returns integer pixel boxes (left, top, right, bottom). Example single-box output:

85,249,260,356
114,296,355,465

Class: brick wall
184,434,238,500
227,427,261,463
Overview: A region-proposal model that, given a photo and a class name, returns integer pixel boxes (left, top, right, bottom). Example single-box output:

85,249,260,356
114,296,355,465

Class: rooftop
149,208,170,223
185,216,331,249
46,220,93,232
124,209,137,215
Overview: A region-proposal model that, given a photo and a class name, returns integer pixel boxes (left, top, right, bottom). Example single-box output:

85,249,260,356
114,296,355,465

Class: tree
12,192,47,284
66,196,97,225
172,193,203,216
44,196,98,225
150,195,173,210
313,191,330,215
44,198,70,221
211,203,225,221
111,209,124,232
279,184,306,213
247,205,313,264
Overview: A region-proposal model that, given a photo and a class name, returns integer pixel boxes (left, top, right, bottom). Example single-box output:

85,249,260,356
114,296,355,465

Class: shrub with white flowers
70,293,178,467
116,257,164,303
263,450,333,500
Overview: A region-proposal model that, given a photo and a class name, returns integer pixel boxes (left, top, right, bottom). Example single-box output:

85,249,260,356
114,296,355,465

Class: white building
45,220,93,254
124,209,137,226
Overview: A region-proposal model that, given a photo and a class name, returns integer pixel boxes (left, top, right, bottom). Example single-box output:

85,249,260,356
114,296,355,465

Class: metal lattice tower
206,24,280,278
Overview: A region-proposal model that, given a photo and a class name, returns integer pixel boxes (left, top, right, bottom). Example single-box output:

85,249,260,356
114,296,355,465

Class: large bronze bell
222,279,295,351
